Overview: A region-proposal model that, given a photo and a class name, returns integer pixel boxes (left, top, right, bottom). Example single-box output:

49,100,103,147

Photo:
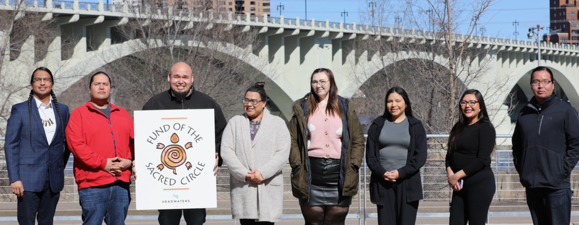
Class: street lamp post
277,3,284,17
528,25,544,66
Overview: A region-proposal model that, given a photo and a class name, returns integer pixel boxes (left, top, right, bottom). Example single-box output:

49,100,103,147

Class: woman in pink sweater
289,68,365,225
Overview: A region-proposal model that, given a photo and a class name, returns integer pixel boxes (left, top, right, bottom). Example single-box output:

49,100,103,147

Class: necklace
42,118,54,127
37,101,55,127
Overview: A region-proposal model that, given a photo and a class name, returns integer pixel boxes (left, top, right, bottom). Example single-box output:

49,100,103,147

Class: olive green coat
288,95,366,200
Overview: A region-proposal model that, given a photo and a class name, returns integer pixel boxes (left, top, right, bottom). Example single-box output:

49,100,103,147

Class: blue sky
269,0,550,41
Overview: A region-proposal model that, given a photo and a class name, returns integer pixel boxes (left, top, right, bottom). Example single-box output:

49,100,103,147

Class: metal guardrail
2,134,579,225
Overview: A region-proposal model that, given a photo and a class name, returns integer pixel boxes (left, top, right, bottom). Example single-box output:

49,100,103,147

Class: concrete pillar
283,35,300,87
39,25,62,69
315,36,332,69
0,30,9,77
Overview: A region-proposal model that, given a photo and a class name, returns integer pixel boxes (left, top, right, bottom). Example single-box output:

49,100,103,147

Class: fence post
363,151,367,225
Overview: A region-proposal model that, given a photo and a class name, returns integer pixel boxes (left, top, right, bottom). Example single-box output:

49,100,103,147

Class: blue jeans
78,181,131,225
158,208,206,225
525,187,572,225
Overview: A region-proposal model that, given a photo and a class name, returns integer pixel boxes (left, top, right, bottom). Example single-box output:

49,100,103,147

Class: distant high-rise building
544,0,579,45
146,0,270,16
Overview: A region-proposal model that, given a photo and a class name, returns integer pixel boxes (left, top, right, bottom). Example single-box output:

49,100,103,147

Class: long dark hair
447,89,494,153
28,67,65,152
382,87,413,119
306,68,343,119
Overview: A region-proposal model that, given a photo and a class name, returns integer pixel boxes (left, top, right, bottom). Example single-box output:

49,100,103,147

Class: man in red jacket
66,71,134,225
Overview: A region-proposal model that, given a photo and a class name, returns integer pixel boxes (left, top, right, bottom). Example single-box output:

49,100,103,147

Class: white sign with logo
134,109,216,210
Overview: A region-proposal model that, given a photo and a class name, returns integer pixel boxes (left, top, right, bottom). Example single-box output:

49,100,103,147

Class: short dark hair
530,66,554,84
89,71,112,88
383,87,413,119
245,82,267,102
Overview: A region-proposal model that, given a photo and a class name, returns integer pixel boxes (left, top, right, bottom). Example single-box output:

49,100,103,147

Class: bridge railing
1,134,579,224
1,0,579,51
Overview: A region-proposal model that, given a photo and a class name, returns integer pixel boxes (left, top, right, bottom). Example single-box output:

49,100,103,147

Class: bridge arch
54,39,296,120
342,51,451,97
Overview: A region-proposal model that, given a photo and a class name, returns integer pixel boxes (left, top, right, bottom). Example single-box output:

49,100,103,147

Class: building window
250,1,255,5
229,2,232,5
573,24,579,27
250,7,255,11
219,1,225,5
229,8,232,11
251,13,255,15
572,18,576,20
573,37,579,40
561,37,569,40
263,8,269,12
572,11,576,15
572,30,579,34
263,3,269,6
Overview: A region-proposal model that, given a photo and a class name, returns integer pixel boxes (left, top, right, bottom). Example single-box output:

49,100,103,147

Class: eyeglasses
531,80,553,86
33,77,52,83
460,100,478,107
242,98,263,105
311,80,328,86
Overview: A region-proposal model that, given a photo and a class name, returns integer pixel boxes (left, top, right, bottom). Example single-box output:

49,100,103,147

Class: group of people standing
5,64,579,225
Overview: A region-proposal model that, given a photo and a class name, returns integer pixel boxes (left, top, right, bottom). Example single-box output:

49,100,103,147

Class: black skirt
299,157,352,206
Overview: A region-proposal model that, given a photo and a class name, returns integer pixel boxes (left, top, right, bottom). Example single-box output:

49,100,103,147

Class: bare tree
351,0,513,134
59,7,270,119
0,2,59,136
350,0,519,201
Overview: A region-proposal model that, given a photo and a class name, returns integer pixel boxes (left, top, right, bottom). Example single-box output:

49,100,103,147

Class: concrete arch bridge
2,0,579,133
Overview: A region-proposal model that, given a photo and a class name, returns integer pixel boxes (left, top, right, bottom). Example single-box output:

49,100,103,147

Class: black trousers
17,178,60,225
240,219,274,225
449,169,495,225
376,181,419,225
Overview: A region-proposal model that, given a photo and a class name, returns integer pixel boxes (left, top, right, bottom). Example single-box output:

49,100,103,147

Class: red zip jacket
66,102,134,190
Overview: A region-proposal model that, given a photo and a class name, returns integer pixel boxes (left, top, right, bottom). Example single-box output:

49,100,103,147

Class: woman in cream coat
221,82,291,225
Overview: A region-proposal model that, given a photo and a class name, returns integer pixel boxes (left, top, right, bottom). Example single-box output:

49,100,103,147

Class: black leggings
449,169,495,225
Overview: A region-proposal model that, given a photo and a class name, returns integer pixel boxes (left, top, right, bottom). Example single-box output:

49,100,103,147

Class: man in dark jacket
512,66,579,225
142,62,227,225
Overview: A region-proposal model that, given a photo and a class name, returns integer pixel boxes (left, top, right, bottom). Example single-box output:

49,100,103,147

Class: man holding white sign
141,62,227,225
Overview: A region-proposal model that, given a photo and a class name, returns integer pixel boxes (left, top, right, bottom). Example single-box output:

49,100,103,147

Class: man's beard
173,89,189,103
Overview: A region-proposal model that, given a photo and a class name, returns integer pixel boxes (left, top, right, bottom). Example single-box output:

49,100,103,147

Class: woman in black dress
446,89,496,225
366,87,427,225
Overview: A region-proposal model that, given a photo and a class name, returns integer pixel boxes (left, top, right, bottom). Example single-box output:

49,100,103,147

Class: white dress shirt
34,96,56,145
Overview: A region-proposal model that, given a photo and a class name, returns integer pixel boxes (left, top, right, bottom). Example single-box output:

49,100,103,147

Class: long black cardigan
365,116,427,203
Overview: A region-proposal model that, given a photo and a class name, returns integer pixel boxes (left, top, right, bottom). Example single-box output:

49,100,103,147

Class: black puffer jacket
512,94,579,189
142,87,227,166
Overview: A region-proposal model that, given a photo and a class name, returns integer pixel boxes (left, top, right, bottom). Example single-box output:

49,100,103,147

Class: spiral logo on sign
157,133,193,175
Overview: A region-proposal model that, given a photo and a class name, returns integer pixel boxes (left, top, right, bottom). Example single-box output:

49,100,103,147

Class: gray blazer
220,111,291,222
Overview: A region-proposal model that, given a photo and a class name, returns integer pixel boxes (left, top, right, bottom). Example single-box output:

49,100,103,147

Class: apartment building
145,0,271,16
544,0,579,45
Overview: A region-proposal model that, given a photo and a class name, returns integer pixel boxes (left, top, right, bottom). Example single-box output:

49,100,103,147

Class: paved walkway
2,216,579,224
1,201,579,224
